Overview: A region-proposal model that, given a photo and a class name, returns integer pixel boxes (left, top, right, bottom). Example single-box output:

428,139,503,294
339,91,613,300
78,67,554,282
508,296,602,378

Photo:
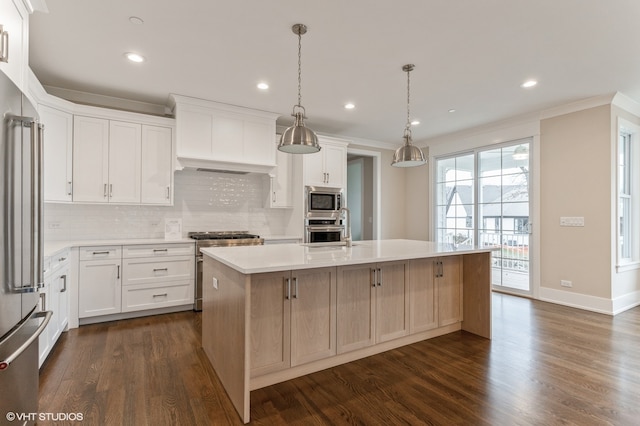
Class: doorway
347,148,381,241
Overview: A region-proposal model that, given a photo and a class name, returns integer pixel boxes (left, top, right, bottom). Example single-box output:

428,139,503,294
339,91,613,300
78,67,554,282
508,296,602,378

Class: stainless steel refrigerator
0,71,50,424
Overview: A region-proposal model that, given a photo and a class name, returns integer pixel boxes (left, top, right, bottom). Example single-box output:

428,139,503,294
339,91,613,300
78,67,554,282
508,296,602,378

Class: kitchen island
201,239,494,423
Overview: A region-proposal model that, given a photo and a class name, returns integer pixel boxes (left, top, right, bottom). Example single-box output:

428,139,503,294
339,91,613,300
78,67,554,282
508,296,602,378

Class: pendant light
278,24,320,154
391,64,427,167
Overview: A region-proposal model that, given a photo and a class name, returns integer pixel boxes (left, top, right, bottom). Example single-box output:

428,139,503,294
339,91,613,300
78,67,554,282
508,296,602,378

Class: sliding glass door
435,140,532,294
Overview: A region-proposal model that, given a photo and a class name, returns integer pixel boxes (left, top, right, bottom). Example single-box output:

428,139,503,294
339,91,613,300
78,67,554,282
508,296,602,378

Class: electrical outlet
560,217,585,227
212,277,218,290
560,280,572,288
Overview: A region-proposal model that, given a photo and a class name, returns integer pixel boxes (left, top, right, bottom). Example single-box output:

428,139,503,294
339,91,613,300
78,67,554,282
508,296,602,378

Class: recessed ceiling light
129,16,144,25
125,52,145,63
448,109,456,113
410,120,420,126
344,103,355,110
257,82,269,90
521,80,538,88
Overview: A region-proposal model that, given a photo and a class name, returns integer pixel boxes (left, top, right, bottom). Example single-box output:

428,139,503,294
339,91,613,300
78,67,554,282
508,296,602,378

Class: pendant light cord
406,67,411,132
297,31,302,108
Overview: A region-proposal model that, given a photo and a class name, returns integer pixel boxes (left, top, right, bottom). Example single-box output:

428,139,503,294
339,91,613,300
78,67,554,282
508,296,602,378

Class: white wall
44,169,291,241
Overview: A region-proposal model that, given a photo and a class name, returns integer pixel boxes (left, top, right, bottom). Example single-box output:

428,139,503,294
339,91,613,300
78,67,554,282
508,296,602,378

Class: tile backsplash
44,170,292,241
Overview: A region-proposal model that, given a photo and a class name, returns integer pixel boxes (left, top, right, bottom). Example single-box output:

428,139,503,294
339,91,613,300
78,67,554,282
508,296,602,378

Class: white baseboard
612,290,640,315
538,287,613,315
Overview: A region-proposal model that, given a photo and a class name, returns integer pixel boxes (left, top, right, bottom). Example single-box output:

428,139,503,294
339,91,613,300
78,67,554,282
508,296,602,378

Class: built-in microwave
305,186,342,215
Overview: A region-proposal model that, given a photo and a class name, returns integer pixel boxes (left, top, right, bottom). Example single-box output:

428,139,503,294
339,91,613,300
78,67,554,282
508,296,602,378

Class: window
617,119,640,269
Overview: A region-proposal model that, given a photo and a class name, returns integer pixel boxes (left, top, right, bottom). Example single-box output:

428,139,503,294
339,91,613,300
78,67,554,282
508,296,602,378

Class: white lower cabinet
78,247,122,318
39,249,70,367
78,243,194,321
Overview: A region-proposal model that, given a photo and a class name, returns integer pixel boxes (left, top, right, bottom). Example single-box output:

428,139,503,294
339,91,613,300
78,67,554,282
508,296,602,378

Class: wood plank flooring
38,294,640,425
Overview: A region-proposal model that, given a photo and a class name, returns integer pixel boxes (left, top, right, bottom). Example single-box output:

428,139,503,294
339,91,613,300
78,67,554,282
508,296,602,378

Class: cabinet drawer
122,256,194,286
122,281,193,312
123,243,194,258
79,246,121,260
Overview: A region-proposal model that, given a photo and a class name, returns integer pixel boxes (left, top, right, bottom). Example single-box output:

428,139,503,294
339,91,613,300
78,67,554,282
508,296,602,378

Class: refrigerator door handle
0,310,52,371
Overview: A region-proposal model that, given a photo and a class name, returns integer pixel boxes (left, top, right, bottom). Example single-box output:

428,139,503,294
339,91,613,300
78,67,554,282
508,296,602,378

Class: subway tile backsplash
44,170,289,241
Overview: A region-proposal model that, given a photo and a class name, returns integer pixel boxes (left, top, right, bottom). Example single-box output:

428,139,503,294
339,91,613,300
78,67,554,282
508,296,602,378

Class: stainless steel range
190,231,264,311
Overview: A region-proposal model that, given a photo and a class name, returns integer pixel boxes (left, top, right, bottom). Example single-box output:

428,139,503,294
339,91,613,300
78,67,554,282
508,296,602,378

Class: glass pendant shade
392,134,426,167
279,111,320,154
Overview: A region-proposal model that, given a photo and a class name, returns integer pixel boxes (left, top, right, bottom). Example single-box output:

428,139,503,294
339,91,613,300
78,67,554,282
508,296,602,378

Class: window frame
616,118,640,272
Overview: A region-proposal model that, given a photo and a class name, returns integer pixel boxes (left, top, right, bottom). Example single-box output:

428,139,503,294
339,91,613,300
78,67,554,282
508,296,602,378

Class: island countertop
200,239,495,274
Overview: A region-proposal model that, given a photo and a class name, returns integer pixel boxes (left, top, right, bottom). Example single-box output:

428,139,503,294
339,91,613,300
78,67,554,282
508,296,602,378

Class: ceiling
29,0,640,147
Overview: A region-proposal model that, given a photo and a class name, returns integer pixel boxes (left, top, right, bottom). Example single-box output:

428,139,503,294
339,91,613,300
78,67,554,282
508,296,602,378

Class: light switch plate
212,277,218,289
560,217,584,227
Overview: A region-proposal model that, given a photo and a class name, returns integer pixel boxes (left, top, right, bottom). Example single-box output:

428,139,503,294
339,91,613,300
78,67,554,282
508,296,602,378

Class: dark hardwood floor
38,294,640,425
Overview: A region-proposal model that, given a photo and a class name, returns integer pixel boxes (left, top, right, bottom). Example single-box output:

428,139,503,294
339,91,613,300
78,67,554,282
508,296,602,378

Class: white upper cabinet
171,95,279,173
141,125,173,205
72,116,110,203
0,0,28,90
108,120,142,203
40,104,73,202
303,136,349,188
268,134,294,208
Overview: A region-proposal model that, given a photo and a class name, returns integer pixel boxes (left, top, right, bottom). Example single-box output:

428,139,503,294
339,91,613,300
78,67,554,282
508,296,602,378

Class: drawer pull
58,257,67,262
153,293,168,298
153,249,168,252
153,268,169,272
92,251,110,255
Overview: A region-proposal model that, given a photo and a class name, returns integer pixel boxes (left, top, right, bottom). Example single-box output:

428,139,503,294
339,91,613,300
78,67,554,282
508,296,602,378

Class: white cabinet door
323,143,346,188
141,125,172,204
72,116,109,202
41,105,73,202
303,149,326,187
177,107,213,158
56,270,69,334
78,259,122,318
0,0,27,90
109,121,141,203
270,136,293,208
303,138,348,188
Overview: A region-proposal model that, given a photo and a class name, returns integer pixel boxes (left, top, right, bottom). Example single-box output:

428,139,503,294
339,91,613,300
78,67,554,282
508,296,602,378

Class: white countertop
201,239,496,274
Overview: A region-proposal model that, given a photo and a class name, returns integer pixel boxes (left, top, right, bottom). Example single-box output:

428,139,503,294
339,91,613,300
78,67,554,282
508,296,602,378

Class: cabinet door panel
211,114,243,161
438,256,463,326
303,149,325,186
336,264,375,354
72,116,109,202
109,121,141,203
78,260,121,318
290,268,336,366
141,125,172,204
409,258,437,333
41,105,73,202
177,108,212,158
376,261,409,342
250,272,291,376
244,121,275,165
0,0,26,89
323,143,346,188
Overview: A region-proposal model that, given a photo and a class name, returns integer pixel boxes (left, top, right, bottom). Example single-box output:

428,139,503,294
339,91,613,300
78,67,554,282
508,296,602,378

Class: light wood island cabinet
336,260,409,354
201,240,494,424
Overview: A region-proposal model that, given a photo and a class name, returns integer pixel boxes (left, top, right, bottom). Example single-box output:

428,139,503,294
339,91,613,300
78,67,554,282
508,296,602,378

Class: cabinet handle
67,181,73,196
327,173,330,184
272,191,276,203
58,257,66,262
434,260,444,278
40,292,46,311
166,186,170,199
377,268,382,286
371,268,377,288
285,277,291,300
109,184,113,198
92,251,110,255
61,275,67,293
153,248,168,252
0,25,8,63
153,293,168,298
117,265,120,279
153,268,168,272
293,277,298,299
103,183,107,198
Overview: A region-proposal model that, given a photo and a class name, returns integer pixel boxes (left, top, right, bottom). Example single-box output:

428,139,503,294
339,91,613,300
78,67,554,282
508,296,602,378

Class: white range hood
170,94,280,175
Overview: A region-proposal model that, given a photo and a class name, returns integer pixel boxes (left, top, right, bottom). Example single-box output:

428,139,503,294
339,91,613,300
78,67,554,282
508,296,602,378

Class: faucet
340,207,352,247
